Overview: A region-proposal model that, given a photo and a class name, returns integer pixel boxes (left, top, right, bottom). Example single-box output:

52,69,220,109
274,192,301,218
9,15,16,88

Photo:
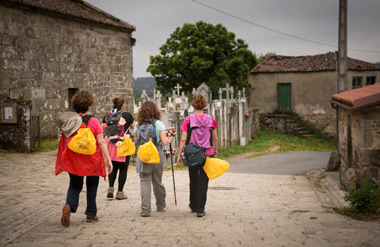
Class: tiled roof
331,83,380,111
251,52,380,73
1,0,135,31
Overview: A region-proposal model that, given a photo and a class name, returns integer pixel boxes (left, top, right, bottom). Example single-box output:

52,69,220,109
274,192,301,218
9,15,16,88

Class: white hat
56,112,82,138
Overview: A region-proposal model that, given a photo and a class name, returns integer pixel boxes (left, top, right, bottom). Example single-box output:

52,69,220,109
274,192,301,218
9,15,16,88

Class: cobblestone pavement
0,151,379,247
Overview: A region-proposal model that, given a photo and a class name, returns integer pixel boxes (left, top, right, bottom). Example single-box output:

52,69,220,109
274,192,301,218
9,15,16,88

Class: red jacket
56,121,106,178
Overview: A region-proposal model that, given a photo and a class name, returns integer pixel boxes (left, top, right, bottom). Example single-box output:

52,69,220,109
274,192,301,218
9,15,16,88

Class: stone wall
0,4,134,138
0,99,32,152
339,106,380,188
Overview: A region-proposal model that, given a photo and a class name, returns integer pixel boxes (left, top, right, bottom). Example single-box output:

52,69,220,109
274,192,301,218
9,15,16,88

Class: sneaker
107,187,114,198
86,215,99,223
115,191,128,200
61,205,71,227
196,211,206,217
140,212,150,217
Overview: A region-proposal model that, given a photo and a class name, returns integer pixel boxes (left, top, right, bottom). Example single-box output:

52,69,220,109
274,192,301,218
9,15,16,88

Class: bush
344,179,380,214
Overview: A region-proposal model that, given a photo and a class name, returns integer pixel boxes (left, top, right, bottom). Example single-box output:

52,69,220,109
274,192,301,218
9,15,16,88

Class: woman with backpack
177,94,218,217
133,101,174,217
55,90,113,226
102,96,135,200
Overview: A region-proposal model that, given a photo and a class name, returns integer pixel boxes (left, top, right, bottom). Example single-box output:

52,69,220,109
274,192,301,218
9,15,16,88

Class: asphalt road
226,151,331,175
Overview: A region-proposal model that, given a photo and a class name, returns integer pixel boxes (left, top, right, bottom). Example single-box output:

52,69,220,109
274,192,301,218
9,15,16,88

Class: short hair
72,90,94,113
137,101,161,124
112,96,125,110
191,94,207,110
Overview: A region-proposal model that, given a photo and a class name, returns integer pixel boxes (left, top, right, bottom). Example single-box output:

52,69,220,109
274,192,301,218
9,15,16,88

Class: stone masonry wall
0,5,134,138
0,100,32,152
339,106,380,188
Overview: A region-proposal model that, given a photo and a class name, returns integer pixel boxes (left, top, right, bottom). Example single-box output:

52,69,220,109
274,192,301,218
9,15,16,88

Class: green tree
147,21,257,97
256,52,276,64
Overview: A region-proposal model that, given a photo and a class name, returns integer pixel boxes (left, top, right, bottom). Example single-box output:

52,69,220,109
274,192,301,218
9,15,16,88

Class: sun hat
56,112,82,138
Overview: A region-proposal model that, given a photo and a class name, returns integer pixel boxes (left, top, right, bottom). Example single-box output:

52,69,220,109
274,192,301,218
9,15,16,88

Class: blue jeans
66,173,99,216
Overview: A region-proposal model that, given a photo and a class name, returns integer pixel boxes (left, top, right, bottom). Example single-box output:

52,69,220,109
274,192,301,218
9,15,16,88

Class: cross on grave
175,83,182,96
219,83,235,100
180,92,187,109
141,90,148,102
238,90,241,100
155,90,162,108
242,88,246,98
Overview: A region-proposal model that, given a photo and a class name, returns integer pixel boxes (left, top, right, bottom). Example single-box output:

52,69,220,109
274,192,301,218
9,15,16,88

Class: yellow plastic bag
138,138,160,163
117,135,136,157
68,127,96,155
203,157,230,180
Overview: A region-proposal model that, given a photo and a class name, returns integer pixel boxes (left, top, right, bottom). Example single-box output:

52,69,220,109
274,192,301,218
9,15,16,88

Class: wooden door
277,83,291,112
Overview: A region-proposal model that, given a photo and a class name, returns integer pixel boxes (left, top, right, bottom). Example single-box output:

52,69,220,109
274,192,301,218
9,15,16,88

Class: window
68,88,79,111
352,76,362,89
366,76,376,85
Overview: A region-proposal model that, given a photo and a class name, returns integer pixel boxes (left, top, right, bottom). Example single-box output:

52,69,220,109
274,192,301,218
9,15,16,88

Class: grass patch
218,129,336,160
38,138,59,152
334,207,380,221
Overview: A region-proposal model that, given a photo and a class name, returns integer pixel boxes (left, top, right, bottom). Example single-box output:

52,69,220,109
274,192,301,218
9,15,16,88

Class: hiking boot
196,211,206,217
86,215,99,223
107,187,114,198
140,212,150,217
115,191,128,200
61,205,71,227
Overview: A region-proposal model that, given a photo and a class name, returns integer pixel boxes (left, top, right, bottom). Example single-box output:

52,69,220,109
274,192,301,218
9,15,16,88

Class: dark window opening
366,76,376,85
68,88,79,111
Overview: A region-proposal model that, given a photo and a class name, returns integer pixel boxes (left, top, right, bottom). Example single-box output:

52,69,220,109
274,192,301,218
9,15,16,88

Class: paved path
227,151,331,175
0,151,379,247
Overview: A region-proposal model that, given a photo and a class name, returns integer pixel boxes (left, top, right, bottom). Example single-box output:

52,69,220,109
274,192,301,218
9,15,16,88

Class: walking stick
167,128,177,206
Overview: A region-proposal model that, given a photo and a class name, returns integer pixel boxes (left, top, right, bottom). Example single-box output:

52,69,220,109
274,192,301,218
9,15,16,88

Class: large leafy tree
147,21,257,97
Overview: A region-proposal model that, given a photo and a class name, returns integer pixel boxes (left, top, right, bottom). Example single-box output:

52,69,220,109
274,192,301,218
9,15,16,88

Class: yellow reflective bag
203,157,230,180
68,127,96,155
138,138,160,163
117,135,136,157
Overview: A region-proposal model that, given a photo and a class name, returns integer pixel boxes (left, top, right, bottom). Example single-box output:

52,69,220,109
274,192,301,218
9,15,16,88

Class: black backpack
182,144,207,167
104,110,126,143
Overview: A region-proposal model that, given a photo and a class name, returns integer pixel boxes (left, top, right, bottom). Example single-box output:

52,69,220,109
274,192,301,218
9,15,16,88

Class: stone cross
238,90,241,100
242,88,246,98
219,88,223,100
219,83,234,100
180,92,187,109
155,90,162,108
175,83,182,96
153,88,156,98
141,90,148,102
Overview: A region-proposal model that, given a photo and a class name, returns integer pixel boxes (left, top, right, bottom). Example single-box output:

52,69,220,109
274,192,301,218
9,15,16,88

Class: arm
212,129,218,157
160,130,173,146
177,131,187,164
96,133,113,174
129,121,138,139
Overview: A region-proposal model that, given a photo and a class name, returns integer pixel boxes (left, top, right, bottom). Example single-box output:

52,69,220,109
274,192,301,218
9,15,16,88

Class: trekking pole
167,128,177,206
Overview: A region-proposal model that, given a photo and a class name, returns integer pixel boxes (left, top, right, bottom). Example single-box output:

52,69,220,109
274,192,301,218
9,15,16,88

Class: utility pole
336,0,347,155
337,0,347,93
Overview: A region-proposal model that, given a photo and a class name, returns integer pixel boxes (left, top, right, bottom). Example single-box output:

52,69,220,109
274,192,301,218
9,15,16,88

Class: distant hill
134,77,156,97
376,62,380,66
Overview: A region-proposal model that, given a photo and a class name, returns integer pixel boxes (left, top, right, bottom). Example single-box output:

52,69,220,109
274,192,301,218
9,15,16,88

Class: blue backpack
137,120,158,146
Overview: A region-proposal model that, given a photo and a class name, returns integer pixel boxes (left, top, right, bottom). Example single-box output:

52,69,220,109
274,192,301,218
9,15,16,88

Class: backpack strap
81,115,92,126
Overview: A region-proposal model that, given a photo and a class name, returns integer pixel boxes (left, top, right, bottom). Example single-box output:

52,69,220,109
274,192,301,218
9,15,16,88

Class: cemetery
134,83,258,166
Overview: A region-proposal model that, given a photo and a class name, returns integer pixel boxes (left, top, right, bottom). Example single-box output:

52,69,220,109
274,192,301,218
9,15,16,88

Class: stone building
0,0,135,151
249,52,380,138
331,83,380,188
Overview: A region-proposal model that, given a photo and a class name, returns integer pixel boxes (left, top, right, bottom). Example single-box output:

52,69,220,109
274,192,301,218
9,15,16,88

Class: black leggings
108,156,130,192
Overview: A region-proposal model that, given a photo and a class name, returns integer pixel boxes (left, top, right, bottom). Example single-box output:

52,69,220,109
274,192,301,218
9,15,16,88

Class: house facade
249,52,380,138
0,0,135,151
331,84,380,188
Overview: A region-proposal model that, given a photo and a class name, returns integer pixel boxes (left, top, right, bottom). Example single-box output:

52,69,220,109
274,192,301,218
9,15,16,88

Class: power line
191,0,380,53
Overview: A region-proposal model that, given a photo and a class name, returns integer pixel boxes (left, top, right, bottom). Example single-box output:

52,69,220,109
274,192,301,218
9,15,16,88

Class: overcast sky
86,0,380,78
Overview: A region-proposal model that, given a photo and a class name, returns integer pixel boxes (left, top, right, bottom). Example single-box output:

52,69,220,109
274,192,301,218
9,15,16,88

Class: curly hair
137,101,161,124
191,93,207,110
72,90,94,113
112,96,125,110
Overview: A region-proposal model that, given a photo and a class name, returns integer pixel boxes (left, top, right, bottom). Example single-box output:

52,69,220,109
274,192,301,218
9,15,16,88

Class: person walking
133,101,174,217
56,90,113,226
103,96,135,200
177,94,218,217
